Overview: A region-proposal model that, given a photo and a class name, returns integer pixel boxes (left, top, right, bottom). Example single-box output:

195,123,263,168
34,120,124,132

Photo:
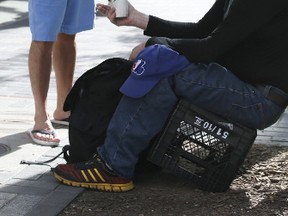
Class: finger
96,4,111,16
107,8,117,20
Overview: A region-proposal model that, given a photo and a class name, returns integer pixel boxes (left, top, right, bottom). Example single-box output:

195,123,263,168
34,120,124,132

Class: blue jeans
97,62,284,179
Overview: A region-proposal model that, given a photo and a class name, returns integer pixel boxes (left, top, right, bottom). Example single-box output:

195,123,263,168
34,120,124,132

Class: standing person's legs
28,41,60,144
28,0,69,145
28,0,94,145
52,33,76,121
52,0,94,122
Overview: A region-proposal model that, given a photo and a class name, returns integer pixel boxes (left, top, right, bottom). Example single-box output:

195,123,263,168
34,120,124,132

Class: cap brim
120,76,158,98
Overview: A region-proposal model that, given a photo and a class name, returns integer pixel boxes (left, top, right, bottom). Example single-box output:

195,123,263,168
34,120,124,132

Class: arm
96,0,225,60
97,0,225,39
144,0,226,39
146,0,288,62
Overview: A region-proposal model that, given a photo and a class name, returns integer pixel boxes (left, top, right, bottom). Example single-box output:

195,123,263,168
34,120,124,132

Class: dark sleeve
144,0,226,39
145,0,288,63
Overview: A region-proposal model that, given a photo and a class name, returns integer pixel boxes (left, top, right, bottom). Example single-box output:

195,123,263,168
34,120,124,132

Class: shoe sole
51,118,69,126
53,172,134,192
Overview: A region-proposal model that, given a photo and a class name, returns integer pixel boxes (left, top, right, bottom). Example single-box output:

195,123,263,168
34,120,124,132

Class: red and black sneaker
52,155,134,192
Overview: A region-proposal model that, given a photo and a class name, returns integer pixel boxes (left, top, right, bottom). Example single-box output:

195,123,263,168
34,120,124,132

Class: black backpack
63,58,133,163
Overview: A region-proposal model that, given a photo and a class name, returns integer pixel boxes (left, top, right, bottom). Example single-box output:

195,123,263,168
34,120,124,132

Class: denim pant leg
97,78,178,179
97,62,284,179
174,62,284,129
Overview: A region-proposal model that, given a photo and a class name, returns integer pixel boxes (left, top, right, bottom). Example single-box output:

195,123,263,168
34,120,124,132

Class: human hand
96,1,149,29
96,1,135,27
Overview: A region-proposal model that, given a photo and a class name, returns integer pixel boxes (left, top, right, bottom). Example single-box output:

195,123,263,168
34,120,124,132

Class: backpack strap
20,145,71,166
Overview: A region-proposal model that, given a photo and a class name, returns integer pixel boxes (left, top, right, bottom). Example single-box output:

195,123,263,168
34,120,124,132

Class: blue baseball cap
120,44,190,98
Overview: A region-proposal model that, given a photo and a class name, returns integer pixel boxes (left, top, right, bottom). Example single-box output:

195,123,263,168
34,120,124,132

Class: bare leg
29,41,53,129
52,33,76,120
28,41,60,143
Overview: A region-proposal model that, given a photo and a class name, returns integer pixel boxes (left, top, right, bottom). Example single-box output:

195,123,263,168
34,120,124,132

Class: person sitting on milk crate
52,0,288,192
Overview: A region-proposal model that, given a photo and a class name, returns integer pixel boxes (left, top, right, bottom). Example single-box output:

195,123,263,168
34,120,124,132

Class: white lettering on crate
194,116,230,139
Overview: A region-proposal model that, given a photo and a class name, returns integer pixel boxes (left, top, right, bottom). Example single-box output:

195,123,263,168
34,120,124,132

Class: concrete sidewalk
0,0,287,215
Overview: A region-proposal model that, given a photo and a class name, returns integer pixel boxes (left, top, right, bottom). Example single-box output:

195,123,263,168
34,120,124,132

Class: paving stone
0,194,42,216
0,184,52,196
4,175,59,191
0,192,16,208
26,187,84,216
12,165,50,181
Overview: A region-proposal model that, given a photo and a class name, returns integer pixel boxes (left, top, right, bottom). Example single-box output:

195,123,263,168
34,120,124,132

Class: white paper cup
108,0,128,18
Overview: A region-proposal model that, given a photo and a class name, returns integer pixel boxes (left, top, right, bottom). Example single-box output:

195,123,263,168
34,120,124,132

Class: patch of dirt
58,144,288,216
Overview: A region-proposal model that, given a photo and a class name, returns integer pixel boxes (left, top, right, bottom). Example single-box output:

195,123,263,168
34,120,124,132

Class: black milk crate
147,99,257,192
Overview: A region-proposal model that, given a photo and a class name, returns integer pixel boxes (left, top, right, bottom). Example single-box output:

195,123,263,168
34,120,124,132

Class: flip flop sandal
51,118,69,126
28,129,60,147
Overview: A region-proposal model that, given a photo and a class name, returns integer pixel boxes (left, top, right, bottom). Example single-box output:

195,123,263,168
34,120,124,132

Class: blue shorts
29,0,95,41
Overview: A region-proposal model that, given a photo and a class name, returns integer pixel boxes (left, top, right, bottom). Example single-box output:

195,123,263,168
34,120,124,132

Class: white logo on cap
132,59,146,76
